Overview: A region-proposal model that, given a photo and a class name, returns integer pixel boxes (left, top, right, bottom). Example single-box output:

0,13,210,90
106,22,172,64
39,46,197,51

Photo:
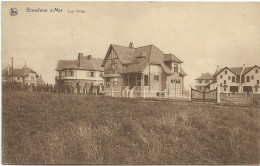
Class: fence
191,87,219,103
2,82,103,96
103,87,190,100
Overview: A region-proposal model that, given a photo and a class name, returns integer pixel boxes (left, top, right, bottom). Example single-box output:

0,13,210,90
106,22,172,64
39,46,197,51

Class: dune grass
2,91,260,164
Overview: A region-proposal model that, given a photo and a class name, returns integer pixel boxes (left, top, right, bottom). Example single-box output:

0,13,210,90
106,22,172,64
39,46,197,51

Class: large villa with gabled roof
101,42,187,97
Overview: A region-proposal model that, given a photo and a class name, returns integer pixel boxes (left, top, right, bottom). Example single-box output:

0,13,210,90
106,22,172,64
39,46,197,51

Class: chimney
87,55,92,60
78,53,83,67
129,42,134,50
6,64,11,75
216,65,219,71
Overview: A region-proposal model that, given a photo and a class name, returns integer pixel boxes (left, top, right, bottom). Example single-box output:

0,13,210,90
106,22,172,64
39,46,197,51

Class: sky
2,2,260,89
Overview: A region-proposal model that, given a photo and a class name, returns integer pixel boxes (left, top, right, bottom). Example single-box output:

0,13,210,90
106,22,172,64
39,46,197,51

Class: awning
223,85,228,88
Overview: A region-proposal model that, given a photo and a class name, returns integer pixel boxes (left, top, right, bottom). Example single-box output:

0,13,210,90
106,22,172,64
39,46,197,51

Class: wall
214,69,240,93
243,67,260,93
143,64,164,91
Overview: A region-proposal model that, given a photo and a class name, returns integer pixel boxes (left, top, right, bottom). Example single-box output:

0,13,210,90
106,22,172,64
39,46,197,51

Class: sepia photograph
1,1,260,165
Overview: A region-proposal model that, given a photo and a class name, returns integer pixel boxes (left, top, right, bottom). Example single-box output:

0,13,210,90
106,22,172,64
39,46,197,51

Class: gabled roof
56,55,104,71
164,54,183,63
241,65,260,75
102,43,186,76
196,73,213,80
2,66,38,77
213,65,260,77
214,67,243,76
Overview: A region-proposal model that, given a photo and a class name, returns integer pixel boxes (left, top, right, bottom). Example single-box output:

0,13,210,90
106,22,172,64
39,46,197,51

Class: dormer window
174,64,178,73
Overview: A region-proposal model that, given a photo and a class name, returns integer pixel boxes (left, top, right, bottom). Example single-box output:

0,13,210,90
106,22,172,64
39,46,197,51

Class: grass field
2,91,260,164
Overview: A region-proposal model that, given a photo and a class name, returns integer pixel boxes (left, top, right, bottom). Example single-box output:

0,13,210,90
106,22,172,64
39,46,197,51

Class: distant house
55,53,104,93
210,65,260,94
2,63,39,86
101,42,187,97
195,73,213,91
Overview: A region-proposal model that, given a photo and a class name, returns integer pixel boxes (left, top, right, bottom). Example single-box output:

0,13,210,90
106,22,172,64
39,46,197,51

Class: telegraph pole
11,57,14,83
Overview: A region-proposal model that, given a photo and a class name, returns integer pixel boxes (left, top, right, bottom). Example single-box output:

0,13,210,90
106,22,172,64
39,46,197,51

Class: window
113,78,118,86
90,72,95,77
251,75,254,79
228,76,231,80
257,80,259,84
220,83,222,87
176,80,181,84
65,70,74,76
224,88,226,91
112,63,118,70
232,76,235,83
224,80,226,84
198,80,202,84
106,78,110,87
31,76,34,81
255,88,258,92
171,80,175,83
205,80,210,84
137,75,141,86
220,75,222,79
17,77,20,80
247,76,250,82
99,72,104,77
225,71,227,74
59,72,62,77
154,75,159,82
174,64,178,73
256,69,258,73
144,75,149,86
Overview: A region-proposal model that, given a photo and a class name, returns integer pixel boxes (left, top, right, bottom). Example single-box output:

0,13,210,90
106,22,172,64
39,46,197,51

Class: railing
220,92,248,98
129,86,136,97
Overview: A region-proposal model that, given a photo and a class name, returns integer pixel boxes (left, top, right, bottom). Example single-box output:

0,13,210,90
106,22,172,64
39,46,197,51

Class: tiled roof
2,66,38,77
214,67,243,76
214,65,260,76
164,54,183,63
241,65,260,75
56,55,104,71
196,73,213,80
105,44,186,75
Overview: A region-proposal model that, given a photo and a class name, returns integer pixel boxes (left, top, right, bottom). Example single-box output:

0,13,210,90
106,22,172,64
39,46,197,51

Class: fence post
189,86,192,101
164,89,167,100
217,86,220,103
144,88,146,99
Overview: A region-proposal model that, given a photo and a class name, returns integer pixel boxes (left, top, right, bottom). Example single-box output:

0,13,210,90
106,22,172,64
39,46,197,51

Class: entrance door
169,79,181,97
129,75,136,89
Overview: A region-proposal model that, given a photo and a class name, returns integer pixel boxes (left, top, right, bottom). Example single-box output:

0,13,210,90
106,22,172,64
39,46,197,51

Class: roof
214,67,243,76
214,65,260,76
241,65,260,75
164,54,183,63
2,66,38,77
56,55,104,71
196,73,213,80
102,44,186,76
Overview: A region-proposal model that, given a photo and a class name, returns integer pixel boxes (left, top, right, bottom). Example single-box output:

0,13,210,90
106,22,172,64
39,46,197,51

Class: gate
191,87,219,103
